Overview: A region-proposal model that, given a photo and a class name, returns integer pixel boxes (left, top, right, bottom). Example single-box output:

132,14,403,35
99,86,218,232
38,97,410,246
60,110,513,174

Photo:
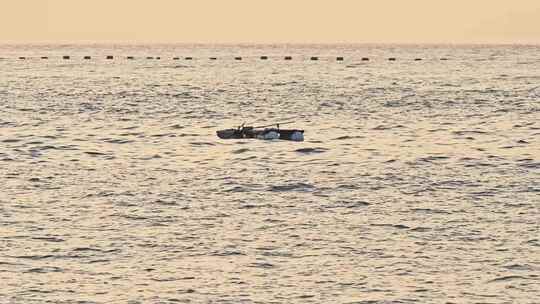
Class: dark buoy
146,56,154,59
235,57,242,60
388,57,396,61
185,57,193,60
127,56,134,60
336,57,344,61
284,56,292,60
84,56,91,60
19,57,26,60
106,56,113,60
440,58,449,61
41,56,49,59
362,57,370,61
156,57,161,60
414,58,422,61
260,56,268,60
210,57,217,60
63,56,70,60
310,57,319,61
172,57,180,60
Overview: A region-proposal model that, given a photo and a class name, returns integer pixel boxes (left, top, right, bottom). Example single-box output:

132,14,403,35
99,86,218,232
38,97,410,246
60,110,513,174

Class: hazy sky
1,0,539,44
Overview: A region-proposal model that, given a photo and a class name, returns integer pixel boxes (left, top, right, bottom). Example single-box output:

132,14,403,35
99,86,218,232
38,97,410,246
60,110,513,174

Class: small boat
217,123,304,141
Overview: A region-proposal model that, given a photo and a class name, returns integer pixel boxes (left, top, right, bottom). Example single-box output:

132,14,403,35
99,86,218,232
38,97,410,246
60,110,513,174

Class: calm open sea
0,44,539,303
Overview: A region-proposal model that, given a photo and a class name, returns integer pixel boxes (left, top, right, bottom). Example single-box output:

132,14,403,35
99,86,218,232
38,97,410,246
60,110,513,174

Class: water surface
0,44,539,303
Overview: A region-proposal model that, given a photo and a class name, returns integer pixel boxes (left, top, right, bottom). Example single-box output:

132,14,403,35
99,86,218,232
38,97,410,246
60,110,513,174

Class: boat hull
217,128,304,141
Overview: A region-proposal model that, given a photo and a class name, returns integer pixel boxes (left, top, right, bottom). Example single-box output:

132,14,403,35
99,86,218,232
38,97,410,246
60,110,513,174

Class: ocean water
0,44,539,304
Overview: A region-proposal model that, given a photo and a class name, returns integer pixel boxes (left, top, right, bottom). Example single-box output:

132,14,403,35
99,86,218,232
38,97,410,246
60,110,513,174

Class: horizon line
1,41,539,47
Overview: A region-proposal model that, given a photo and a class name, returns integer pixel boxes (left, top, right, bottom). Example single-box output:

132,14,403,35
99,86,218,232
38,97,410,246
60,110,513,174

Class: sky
1,0,539,44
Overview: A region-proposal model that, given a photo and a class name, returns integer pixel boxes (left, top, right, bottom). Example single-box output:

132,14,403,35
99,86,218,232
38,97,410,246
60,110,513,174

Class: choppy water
0,44,539,303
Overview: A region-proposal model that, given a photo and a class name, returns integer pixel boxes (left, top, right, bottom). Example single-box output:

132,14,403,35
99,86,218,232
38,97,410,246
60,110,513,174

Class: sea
0,44,539,304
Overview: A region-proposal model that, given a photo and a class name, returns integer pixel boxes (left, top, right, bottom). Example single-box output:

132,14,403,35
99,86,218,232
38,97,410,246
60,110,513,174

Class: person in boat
236,123,255,138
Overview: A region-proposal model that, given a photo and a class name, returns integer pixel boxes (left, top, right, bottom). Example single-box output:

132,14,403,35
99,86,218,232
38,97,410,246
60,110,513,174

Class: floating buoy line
0,56,454,62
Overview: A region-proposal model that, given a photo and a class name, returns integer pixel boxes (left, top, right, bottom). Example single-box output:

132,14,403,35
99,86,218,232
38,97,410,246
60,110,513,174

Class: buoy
185,57,193,60
19,57,26,60
310,57,319,61
257,131,280,140
260,56,268,60
414,58,422,61
84,56,91,60
235,57,242,60
41,56,49,59
336,57,344,61
290,131,304,142
210,57,217,60
284,56,292,60
440,58,449,61
106,56,113,60
362,57,370,61
388,57,396,61
127,56,134,60
172,57,180,60
156,57,161,60
146,56,154,59
63,56,70,60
